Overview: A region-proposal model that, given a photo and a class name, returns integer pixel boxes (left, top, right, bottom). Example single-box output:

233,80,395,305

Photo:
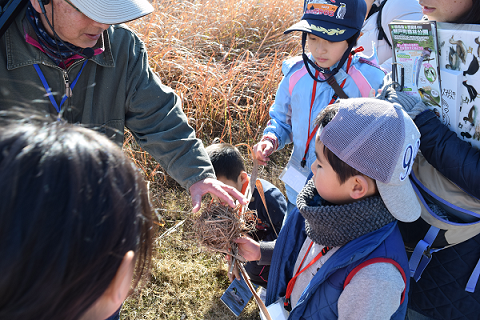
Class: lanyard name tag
279,160,310,194
263,297,289,320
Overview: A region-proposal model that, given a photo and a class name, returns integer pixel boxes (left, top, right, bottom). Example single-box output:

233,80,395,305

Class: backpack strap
347,54,384,98
289,48,382,101
344,257,407,304
326,75,348,99
408,224,480,293
375,0,392,48
289,66,308,96
408,224,441,281
347,64,376,97
366,1,380,20
407,174,444,281
467,258,480,292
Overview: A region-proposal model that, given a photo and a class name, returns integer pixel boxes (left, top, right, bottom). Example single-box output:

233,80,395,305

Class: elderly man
0,0,246,213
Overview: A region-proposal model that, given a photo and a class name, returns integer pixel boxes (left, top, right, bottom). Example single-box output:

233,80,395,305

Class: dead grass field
121,0,301,318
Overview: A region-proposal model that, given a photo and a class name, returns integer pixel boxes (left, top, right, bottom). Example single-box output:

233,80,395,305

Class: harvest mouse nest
193,202,257,256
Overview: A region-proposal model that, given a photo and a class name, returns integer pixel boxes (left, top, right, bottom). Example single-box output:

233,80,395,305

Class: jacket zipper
41,60,85,99
64,71,72,98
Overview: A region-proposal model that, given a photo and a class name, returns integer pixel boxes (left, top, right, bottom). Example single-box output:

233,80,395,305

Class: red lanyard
301,53,355,168
284,242,331,311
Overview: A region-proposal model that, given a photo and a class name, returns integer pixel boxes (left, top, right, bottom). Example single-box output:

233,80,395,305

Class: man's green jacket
0,7,215,190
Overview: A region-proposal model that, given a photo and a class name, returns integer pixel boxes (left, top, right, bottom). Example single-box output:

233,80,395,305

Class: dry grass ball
193,202,256,256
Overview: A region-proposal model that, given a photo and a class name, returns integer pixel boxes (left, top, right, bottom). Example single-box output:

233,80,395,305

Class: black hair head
205,143,245,183
0,110,152,320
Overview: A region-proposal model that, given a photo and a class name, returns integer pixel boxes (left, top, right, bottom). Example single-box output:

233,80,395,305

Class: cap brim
376,179,421,222
71,0,154,24
284,19,357,42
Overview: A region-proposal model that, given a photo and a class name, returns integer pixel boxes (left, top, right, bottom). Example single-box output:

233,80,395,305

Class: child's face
310,138,353,205
217,175,244,193
306,33,349,69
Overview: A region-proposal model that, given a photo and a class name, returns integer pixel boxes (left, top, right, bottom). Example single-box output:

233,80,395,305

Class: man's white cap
70,0,154,24
319,98,422,222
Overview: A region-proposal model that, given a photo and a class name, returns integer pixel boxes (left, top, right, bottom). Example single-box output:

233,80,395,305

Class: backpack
400,153,480,292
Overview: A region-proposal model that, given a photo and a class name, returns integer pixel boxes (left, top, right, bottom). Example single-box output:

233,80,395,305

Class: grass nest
193,202,257,258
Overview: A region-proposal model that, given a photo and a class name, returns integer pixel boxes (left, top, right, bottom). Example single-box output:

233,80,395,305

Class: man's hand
189,178,247,213
252,140,275,166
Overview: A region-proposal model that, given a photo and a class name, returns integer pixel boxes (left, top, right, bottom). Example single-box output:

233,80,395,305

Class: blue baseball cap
285,0,367,42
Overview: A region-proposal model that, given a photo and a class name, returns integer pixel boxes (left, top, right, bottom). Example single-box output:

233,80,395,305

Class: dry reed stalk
193,202,257,257
126,0,301,144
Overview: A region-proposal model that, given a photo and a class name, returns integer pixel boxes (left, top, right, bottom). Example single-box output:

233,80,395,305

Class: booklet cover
437,22,480,149
389,20,443,121
220,276,253,317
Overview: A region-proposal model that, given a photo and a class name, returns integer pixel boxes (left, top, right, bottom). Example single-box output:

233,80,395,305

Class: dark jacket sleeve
414,110,480,198
258,240,276,265
124,30,215,190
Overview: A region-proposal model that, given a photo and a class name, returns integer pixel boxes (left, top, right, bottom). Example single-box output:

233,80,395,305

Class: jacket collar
6,7,114,70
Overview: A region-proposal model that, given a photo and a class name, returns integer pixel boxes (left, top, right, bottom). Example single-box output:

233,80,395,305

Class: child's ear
81,251,135,319
106,250,135,305
238,171,249,185
349,175,370,200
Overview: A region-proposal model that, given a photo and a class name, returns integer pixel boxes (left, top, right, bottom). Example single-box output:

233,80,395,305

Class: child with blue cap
253,0,387,213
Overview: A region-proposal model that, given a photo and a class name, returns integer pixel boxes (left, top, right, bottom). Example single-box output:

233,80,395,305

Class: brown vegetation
121,0,300,318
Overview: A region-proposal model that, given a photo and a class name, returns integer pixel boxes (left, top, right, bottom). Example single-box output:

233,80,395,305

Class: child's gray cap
319,98,421,222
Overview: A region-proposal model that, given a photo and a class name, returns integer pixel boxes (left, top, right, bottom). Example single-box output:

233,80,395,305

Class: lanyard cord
301,69,319,168
300,53,354,168
240,178,279,238
33,60,88,113
284,242,332,311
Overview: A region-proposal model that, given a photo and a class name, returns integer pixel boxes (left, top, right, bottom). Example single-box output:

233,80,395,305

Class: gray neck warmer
297,179,395,247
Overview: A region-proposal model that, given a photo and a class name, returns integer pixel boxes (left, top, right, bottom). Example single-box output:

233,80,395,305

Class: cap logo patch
305,0,347,19
310,24,346,36
399,138,420,181
336,3,346,19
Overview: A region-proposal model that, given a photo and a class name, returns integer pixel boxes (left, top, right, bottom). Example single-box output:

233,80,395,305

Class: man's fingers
190,194,202,213
189,178,247,212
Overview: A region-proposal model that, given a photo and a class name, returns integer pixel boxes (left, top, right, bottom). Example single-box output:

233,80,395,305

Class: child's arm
338,263,405,319
226,236,262,282
378,82,480,198
255,65,295,164
414,110,480,198
234,236,262,261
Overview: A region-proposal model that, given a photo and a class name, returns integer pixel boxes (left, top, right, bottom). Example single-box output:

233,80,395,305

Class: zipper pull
64,73,72,98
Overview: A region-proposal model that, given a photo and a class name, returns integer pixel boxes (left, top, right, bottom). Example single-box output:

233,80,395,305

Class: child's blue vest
265,208,409,320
